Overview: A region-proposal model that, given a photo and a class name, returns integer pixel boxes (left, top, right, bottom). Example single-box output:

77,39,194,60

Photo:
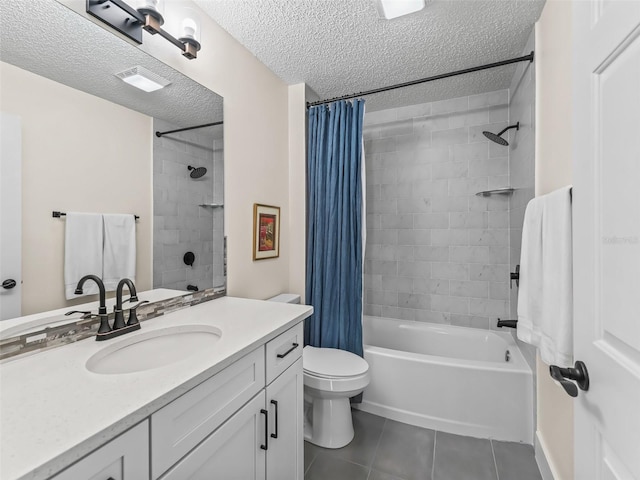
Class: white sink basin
86,325,222,375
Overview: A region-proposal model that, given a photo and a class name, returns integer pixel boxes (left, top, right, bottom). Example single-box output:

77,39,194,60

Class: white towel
102,214,136,292
64,213,103,299
517,186,573,366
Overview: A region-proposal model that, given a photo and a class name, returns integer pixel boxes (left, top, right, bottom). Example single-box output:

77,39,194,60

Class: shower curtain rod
306,51,534,108
155,121,224,137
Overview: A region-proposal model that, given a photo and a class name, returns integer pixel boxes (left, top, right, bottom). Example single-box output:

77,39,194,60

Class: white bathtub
355,316,533,443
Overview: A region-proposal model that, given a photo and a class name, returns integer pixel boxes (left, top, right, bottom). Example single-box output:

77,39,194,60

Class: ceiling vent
375,0,426,19
115,66,171,92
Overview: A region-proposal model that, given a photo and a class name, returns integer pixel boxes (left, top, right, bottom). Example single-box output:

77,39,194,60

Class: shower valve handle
549,361,589,398
510,265,520,289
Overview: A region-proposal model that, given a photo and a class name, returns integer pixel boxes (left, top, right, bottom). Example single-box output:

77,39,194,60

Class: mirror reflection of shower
483,122,520,146
188,165,207,178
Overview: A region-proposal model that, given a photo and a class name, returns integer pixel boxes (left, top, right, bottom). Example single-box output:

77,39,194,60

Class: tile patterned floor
304,410,542,480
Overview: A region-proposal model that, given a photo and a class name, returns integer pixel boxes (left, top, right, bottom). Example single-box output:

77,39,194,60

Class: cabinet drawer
265,322,303,385
159,392,267,480
52,421,148,480
151,347,265,479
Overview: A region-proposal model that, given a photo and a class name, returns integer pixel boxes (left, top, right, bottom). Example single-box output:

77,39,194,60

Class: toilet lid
303,346,368,378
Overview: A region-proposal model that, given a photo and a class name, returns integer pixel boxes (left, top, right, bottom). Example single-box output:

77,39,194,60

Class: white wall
60,0,292,300
0,61,153,314
145,0,291,300
534,1,574,479
288,83,308,302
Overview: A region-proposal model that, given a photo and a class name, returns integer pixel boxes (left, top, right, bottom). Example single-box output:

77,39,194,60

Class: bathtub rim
362,315,532,374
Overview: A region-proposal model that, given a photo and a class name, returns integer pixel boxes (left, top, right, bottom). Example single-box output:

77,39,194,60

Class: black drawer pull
270,400,278,439
277,343,299,359
260,409,269,450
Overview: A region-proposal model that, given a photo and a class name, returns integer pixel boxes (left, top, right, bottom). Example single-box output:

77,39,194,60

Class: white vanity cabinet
51,421,148,480
45,321,304,480
0,297,313,480
157,322,305,480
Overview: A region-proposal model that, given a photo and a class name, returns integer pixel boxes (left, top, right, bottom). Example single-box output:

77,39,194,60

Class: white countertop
0,296,313,480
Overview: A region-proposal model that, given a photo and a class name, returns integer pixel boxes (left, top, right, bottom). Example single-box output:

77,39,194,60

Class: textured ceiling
0,0,223,132
196,0,545,111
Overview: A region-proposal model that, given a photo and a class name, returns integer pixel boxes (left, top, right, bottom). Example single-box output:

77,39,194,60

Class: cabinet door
266,358,303,480
152,347,265,478
52,421,148,480
161,392,267,480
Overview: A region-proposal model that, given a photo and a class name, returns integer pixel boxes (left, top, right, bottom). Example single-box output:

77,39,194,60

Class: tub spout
496,319,518,329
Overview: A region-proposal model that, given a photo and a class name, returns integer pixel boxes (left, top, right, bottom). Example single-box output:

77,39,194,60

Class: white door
573,1,640,479
0,112,22,320
266,358,304,480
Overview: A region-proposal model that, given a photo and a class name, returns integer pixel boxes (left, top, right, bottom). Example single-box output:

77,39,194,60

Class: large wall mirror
0,0,224,331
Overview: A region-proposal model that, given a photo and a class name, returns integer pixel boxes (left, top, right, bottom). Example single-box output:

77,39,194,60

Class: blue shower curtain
305,99,365,357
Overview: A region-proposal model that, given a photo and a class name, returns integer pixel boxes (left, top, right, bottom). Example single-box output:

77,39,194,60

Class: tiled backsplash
363,89,512,330
0,289,225,361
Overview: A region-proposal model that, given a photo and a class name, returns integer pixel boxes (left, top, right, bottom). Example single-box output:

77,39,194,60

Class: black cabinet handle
549,361,590,398
277,343,299,359
260,409,268,450
2,279,16,289
270,400,278,439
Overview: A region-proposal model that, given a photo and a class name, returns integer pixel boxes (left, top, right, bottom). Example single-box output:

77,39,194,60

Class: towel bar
52,211,140,220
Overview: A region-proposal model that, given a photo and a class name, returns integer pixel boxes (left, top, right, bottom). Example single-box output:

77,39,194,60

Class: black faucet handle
127,301,150,326
65,310,95,319
122,295,139,303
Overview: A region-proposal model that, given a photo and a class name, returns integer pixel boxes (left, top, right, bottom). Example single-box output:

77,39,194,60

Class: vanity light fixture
115,66,171,92
87,0,202,60
375,0,426,19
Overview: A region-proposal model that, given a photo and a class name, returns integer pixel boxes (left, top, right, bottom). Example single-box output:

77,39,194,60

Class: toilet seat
303,346,369,378
303,346,370,394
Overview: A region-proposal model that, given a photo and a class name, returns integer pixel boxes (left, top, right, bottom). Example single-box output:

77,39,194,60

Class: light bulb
181,18,198,40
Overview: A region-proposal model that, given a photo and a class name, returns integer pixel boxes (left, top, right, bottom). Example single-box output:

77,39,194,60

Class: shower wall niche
363,89,513,330
152,118,225,292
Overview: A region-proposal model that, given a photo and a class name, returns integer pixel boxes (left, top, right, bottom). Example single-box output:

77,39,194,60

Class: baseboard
535,431,557,480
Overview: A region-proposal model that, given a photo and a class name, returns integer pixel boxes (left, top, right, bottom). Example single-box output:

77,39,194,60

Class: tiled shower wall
363,90,513,329
153,119,225,292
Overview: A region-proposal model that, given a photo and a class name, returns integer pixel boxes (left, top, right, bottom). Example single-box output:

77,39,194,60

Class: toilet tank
267,293,301,304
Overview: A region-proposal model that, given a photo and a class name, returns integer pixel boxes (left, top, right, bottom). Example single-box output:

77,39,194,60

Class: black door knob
549,361,590,397
2,279,17,289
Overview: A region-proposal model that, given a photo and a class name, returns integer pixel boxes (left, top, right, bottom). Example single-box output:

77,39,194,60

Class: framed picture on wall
253,203,280,260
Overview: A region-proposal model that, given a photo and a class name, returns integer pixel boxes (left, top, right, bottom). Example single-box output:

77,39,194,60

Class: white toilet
267,294,370,449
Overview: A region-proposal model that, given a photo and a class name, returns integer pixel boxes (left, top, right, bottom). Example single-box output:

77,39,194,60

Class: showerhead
482,122,520,146
483,131,509,146
188,165,207,179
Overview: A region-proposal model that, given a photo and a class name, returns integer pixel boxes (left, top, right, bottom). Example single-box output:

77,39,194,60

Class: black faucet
74,275,110,334
74,275,148,341
113,278,139,330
